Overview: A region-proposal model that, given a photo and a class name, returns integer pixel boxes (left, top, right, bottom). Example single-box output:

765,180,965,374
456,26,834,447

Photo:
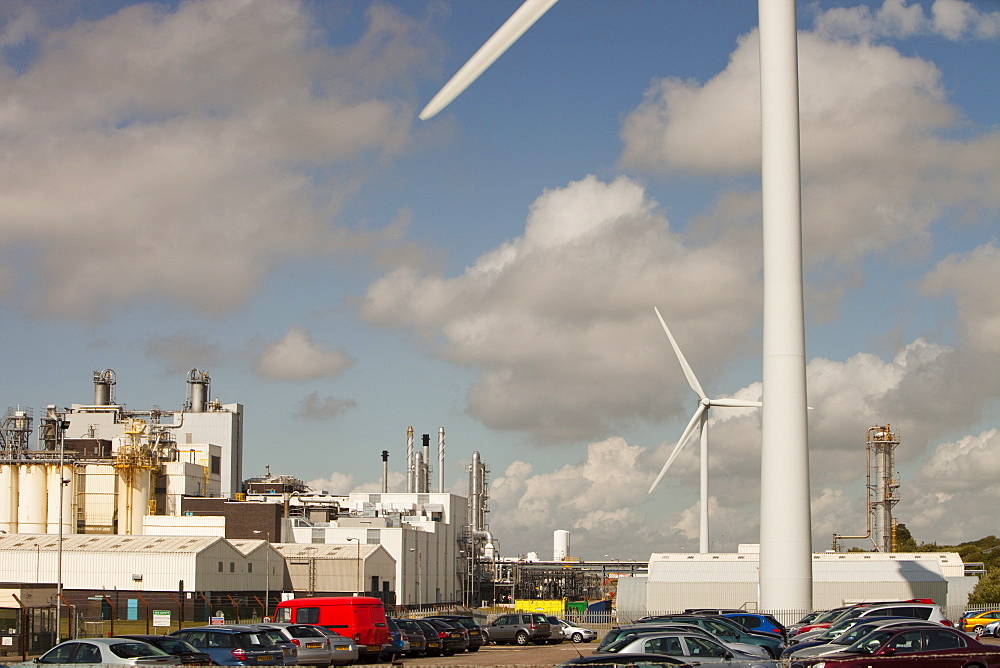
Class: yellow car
961,610,1000,633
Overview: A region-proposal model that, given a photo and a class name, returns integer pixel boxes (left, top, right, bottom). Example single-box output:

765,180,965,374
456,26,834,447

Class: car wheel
974,625,984,633
571,633,583,643
468,646,480,652
515,632,529,646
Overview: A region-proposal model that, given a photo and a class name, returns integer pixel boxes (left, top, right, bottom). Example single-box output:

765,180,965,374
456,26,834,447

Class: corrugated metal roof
0,533,222,554
273,543,379,559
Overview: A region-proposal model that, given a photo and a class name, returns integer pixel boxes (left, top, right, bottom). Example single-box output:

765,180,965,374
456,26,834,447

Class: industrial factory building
613,546,976,621
0,369,499,610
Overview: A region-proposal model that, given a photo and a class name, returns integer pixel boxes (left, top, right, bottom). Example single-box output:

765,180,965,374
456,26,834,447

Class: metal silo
17,464,48,533
554,529,571,562
0,463,18,533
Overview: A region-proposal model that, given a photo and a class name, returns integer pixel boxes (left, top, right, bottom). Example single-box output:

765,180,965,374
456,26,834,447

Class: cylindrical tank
554,529,571,562
117,467,152,535
93,369,116,405
45,464,76,535
187,369,210,412
17,464,49,532
0,464,18,533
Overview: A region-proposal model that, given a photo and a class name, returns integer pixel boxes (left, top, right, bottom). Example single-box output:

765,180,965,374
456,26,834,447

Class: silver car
603,631,779,668
546,616,567,644
261,622,339,666
310,625,361,665
556,619,598,643
18,638,181,666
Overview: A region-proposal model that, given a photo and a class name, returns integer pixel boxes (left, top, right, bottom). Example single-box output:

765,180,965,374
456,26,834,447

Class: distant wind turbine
419,0,812,611
649,307,762,554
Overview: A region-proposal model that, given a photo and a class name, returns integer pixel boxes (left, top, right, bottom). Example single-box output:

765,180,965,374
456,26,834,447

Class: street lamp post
346,538,361,596
252,531,270,619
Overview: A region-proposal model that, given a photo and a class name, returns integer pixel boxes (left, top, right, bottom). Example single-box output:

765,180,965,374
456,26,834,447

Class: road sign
153,611,171,627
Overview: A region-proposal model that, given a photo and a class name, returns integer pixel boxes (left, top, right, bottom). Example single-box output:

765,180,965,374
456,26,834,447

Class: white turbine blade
648,404,706,494
419,0,559,120
708,398,763,408
654,306,706,399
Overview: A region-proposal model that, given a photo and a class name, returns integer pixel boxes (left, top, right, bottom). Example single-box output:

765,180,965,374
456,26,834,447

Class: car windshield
832,624,883,646
109,642,167,658
844,629,895,654
152,638,198,654
236,631,273,648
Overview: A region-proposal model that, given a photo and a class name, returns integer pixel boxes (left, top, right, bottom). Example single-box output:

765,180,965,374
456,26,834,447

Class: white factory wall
0,534,273,593
171,406,242,498
143,515,226,537
282,492,468,605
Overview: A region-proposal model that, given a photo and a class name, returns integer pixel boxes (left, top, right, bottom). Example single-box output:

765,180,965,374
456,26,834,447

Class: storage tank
45,464,75,535
117,467,152,535
554,529,571,561
0,463,18,533
17,464,48,532
187,369,210,412
93,369,116,405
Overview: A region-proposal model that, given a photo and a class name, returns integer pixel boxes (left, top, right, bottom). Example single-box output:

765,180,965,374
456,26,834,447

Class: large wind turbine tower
869,424,900,552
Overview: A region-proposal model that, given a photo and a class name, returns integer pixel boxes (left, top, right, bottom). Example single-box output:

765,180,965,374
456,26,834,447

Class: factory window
210,455,221,475
230,562,235,572
218,562,223,572
248,563,253,573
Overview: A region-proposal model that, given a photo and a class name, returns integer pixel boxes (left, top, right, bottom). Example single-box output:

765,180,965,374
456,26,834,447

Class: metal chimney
421,434,431,493
381,450,389,493
406,426,414,493
438,427,445,492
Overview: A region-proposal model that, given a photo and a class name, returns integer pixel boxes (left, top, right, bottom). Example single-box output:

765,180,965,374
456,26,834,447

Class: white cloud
295,392,359,420
0,1,433,318
362,175,762,442
813,0,1000,40
619,15,1000,269
254,326,353,380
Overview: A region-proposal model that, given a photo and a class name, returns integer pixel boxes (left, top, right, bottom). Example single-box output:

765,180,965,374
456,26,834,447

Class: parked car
20,638,181,666
827,601,952,629
392,618,427,656
558,653,691,666
422,617,469,655
599,624,769,658
785,619,943,659
789,624,1000,667
556,618,598,643
308,625,360,665
545,616,567,644
636,615,784,658
170,625,284,666
781,616,920,656
246,624,299,665
411,618,444,656
722,613,786,639
255,622,341,666
960,609,1000,633
601,630,779,668
379,617,410,662
116,635,213,666
488,612,552,645
424,614,487,651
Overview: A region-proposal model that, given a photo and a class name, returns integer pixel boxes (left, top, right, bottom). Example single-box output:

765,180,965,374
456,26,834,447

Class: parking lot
392,642,596,666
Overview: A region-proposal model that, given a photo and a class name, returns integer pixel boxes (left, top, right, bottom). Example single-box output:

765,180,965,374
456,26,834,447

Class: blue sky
0,0,998,560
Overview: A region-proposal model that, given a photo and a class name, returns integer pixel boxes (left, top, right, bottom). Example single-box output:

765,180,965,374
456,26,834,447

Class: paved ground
388,642,597,666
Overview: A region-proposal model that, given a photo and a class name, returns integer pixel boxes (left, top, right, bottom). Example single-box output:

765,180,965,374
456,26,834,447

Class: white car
557,619,598,643
983,619,1000,637
19,638,181,666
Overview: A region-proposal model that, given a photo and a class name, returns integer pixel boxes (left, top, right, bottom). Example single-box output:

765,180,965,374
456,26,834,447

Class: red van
275,596,390,660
